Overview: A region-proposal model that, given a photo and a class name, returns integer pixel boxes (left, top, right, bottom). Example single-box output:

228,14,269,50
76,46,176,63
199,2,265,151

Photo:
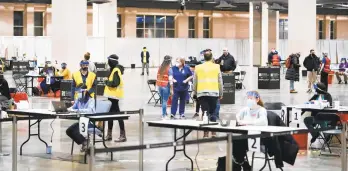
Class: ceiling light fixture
88,0,111,4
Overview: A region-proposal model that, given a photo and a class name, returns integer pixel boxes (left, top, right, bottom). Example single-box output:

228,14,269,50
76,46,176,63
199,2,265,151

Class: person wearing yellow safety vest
193,50,223,138
104,54,126,142
72,60,97,99
140,47,150,76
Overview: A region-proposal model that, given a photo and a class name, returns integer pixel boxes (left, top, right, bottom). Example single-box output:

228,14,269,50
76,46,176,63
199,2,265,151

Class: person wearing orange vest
268,48,281,66
156,55,173,119
320,53,331,92
104,54,126,142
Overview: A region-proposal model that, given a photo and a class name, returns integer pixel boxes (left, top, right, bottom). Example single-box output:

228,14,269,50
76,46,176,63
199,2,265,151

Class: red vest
156,67,169,87
323,57,331,73
272,55,280,66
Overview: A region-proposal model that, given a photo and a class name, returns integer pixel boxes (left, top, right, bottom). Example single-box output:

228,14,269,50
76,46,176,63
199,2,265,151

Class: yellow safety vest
195,62,220,94
104,67,124,99
72,71,96,99
60,68,72,80
142,50,147,63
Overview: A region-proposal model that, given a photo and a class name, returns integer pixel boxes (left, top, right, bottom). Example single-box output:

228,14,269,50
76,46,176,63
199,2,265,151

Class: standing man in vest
320,53,331,92
140,47,150,76
72,60,97,99
104,54,127,142
193,50,223,138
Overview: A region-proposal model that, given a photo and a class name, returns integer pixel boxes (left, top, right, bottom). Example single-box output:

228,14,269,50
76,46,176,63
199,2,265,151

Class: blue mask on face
247,99,257,108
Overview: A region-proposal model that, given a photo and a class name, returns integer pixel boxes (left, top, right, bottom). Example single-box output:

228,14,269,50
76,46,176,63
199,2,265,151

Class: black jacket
303,54,320,71
285,54,301,81
268,52,278,64
263,111,299,168
0,79,11,100
140,51,150,63
215,53,236,72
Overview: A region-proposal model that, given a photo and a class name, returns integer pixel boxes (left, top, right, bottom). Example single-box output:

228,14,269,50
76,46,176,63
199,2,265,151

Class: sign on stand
280,106,288,123
291,108,302,124
79,117,89,137
248,131,261,153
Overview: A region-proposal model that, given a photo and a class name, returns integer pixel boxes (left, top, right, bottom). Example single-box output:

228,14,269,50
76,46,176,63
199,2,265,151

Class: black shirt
0,79,11,99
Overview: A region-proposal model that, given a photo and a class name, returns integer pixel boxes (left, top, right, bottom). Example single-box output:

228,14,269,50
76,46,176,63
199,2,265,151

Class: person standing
303,49,320,93
84,52,97,73
104,54,127,142
335,58,348,84
268,48,281,66
59,63,72,80
156,55,173,119
140,47,150,76
171,57,193,119
215,48,236,72
72,60,97,99
193,51,223,138
320,53,331,92
285,53,301,93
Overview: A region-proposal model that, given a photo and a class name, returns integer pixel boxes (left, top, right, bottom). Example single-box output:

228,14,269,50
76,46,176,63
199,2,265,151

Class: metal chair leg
71,140,74,155
251,152,255,171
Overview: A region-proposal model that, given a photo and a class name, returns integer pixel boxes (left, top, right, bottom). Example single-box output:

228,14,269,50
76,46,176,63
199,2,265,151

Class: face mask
62,67,66,70
247,99,257,109
82,67,88,71
175,62,181,67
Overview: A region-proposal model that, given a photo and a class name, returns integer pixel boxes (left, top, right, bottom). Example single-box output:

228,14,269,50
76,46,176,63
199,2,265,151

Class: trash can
293,133,308,151
328,71,335,84
131,64,135,69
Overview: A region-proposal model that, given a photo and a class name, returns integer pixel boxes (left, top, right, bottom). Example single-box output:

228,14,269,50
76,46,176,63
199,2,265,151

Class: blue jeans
158,86,170,117
214,100,220,120
171,90,188,116
290,80,294,90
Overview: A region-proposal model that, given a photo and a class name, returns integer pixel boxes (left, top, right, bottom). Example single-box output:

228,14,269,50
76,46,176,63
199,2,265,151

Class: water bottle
203,111,208,124
46,142,52,154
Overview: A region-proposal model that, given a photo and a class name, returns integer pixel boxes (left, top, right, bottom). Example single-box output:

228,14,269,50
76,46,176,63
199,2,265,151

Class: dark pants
195,99,201,113
66,123,86,145
321,72,328,92
233,139,249,163
107,98,125,133
198,96,218,122
171,90,188,115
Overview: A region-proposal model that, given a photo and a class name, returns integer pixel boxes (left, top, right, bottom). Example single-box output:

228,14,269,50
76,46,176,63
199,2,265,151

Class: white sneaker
180,114,185,119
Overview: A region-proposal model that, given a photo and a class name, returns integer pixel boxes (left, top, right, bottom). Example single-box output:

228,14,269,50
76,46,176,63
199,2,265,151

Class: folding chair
12,74,27,92
239,71,246,89
314,113,342,154
147,79,161,106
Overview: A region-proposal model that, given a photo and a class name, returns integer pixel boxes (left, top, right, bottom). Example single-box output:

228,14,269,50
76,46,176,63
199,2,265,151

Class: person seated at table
233,91,268,171
335,58,348,84
39,63,57,95
72,60,96,100
304,82,333,144
66,89,100,152
59,63,72,80
0,72,11,110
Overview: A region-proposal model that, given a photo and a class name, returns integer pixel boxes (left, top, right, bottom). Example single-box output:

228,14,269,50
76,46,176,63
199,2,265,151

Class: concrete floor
0,67,347,171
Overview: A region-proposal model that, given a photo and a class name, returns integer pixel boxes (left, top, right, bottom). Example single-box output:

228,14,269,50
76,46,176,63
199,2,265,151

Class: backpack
285,56,291,69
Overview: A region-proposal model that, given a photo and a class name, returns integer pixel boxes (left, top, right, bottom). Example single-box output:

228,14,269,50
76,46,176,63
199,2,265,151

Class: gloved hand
1,111,8,119
173,79,177,83
183,80,188,84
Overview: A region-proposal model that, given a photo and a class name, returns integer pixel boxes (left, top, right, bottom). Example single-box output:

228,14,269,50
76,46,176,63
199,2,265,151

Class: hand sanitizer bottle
203,111,208,124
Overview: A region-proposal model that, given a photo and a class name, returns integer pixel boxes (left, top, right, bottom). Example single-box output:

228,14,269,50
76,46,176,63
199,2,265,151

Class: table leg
31,77,34,96
139,109,144,171
341,123,347,171
0,120,10,156
88,143,95,171
37,120,48,148
182,129,193,171
100,121,113,161
12,116,17,171
25,77,28,94
226,133,233,171
287,107,291,127
166,128,177,171
20,118,32,155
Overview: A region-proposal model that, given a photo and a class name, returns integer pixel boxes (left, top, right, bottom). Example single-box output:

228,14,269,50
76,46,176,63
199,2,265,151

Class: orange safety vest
272,54,280,66
323,57,331,73
156,67,170,87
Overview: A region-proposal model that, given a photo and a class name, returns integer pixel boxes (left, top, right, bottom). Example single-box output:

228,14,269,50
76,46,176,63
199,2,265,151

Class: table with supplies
6,108,140,171
146,120,318,171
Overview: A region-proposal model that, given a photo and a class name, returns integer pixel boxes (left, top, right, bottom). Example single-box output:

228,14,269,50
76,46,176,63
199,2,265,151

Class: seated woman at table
66,89,100,152
233,91,268,171
335,58,348,84
304,82,333,144
39,63,58,95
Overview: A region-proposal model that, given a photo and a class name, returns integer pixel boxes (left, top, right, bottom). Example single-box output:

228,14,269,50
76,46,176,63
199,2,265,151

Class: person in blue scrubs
40,63,56,95
170,57,193,119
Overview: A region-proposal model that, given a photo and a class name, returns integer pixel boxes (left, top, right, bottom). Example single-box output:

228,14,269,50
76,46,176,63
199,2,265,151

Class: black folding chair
314,113,342,154
240,71,246,89
147,79,161,106
13,74,27,92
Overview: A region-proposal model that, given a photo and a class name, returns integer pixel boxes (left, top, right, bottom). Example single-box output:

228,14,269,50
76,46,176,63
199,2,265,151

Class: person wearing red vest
268,48,281,66
156,55,173,119
320,53,331,92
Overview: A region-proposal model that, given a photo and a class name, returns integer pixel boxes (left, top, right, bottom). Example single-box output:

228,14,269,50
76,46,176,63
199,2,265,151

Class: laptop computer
52,101,69,114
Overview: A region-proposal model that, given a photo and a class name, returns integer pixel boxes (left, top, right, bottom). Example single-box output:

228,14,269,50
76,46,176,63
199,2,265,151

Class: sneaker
170,114,175,119
211,132,217,138
147,72,149,75
290,90,298,93
345,81,347,84
80,142,88,152
180,114,185,119
192,113,199,119
339,80,342,84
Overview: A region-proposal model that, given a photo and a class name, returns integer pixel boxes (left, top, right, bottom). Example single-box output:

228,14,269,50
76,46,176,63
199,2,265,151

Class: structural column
25,4,35,36
93,0,117,61
52,0,87,71
288,0,316,64
261,2,269,66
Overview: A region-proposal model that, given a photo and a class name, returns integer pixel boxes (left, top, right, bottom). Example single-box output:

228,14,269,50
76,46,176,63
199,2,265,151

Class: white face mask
175,62,181,67
247,99,257,109
78,92,83,99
